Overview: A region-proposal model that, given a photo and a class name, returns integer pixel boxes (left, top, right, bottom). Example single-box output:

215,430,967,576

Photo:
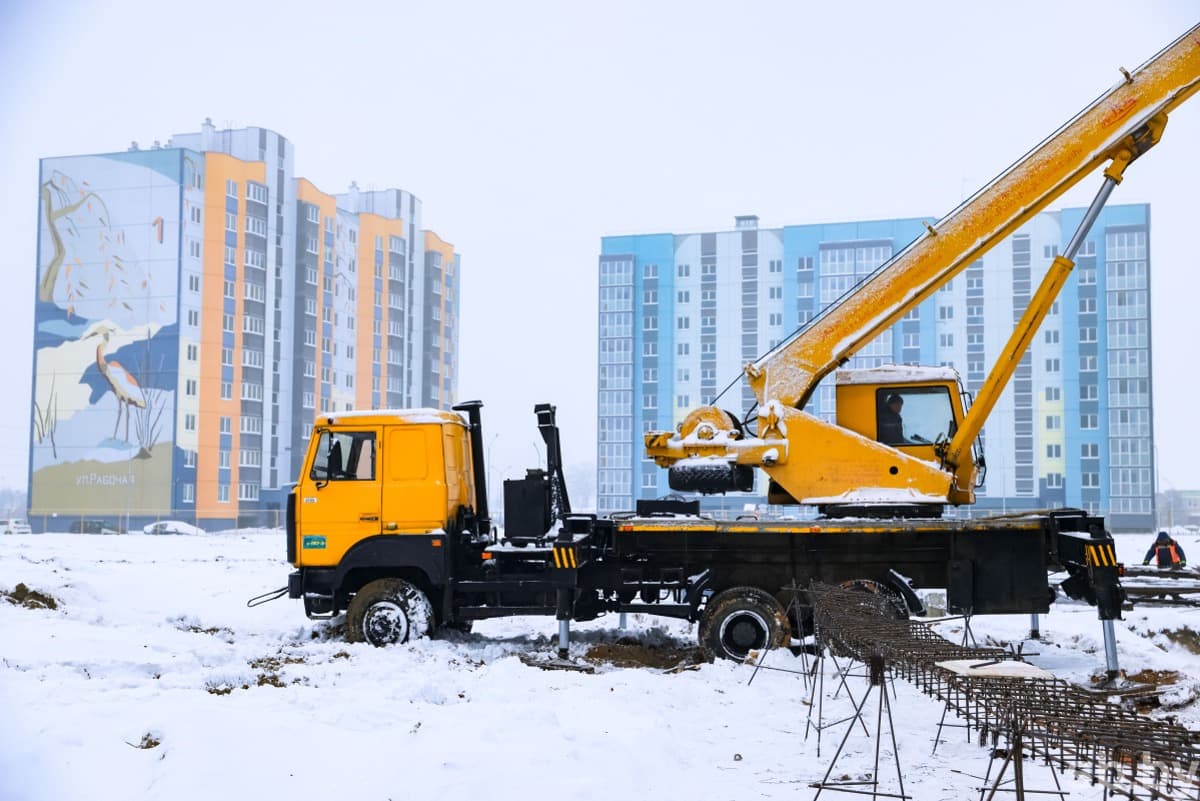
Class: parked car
69,519,121,535
2,518,32,535
142,520,205,536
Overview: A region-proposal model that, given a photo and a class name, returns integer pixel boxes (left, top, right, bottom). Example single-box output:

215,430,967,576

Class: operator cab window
875,387,953,447
310,431,377,481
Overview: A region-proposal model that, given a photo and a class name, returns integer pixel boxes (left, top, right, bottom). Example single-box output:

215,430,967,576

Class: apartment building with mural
29,121,460,530
598,207,1155,531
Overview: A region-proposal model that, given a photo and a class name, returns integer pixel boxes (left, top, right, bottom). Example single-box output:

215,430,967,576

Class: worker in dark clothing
1143,531,1187,568
878,394,906,445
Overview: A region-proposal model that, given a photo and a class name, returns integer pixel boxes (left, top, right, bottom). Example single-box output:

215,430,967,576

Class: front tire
699,586,790,661
345,578,434,647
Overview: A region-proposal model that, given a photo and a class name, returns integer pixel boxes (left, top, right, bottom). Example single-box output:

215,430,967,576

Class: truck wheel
700,586,790,661
345,578,433,647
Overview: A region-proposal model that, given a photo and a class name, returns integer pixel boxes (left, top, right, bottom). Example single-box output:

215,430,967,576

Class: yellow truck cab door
297,427,382,565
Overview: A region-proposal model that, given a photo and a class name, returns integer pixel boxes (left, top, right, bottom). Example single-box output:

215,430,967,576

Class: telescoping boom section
645,24,1200,511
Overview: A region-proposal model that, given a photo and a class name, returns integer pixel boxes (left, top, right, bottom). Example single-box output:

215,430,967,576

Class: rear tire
700,586,790,661
345,578,434,647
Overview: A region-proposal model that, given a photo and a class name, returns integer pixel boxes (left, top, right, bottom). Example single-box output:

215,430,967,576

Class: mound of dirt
3,583,59,610
584,637,708,671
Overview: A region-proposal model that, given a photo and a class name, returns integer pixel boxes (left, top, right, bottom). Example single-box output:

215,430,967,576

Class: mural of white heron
82,322,147,442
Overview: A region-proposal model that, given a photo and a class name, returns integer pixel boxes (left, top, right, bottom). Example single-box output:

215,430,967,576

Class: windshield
875,386,954,447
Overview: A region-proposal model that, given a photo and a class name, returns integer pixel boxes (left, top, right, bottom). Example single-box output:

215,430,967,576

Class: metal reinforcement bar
808,583,1200,800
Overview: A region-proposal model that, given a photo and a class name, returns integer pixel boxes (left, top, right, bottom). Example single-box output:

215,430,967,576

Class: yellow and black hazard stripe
552,546,578,569
1085,542,1118,567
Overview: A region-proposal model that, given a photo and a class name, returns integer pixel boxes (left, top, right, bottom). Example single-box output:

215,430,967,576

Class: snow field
2,529,1199,800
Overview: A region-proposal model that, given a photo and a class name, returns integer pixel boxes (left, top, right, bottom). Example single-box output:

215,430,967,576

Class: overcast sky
1,1,1197,499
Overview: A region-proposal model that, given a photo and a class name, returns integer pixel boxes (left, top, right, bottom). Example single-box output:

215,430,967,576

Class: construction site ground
2,528,1199,800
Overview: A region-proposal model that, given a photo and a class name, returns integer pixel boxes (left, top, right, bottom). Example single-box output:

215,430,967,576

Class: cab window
875,387,953,447
310,431,377,481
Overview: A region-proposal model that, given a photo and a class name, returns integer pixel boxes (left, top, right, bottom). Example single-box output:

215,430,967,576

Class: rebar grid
807,583,1200,800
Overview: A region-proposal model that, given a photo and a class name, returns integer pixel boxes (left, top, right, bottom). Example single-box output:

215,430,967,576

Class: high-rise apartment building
598,206,1154,531
30,121,460,530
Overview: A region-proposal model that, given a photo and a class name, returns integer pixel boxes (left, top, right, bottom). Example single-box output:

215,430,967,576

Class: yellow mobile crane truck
285,25,1199,664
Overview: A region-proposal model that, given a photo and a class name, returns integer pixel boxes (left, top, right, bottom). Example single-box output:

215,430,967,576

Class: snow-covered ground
3,528,1200,801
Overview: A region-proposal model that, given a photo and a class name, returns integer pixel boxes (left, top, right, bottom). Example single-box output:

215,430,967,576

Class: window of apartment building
242,349,263,368
241,416,262,434
185,345,198,365
677,368,689,382
1045,387,1060,401
188,240,201,259
1044,329,1059,344
677,290,690,303
768,313,782,326
224,179,237,197
1081,384,1097,400
218,450,230,469
700,263,716,277
677,343,689,356
243,316,264,335
246,182,268,204
182,484,195,503
701,342,716,356
244,282,264,303
219,416,231,434
306,206,320,224
939,333,954,347
302,391,315,408
1081,413,1098,429
643,342,657,356
225,212,237,232
184,379,197,397
1079,326,1097,343
217,484,230,503
183,450,197,468
938,306,953,320
677,264,690,278
1045,358,1060,372
1046,415,1061,430
676,395,690,407
222,280,235,299
1081,443,1099,459
677,317,689,329
184,414,196,432
769,260,782,273
903,332,919,348
322,307,332,323
245,250,265,270
1080,355,1097,372
322,337,331,353
238,483,260,501
643,394,657,409
643,289,657,305
643,263,657,279
220,313,233,333
643,367,657,383
239,449,261,467
1082,472,1100,488
220,381,232,400
1078,268,1096,285
769,286,783,299
797,256,814,273
1046,444,1062,458
1047,473,1063,489
245,216,266,237
221,347,233,366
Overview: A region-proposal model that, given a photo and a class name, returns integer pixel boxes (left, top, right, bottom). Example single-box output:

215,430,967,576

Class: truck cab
288,408,478,619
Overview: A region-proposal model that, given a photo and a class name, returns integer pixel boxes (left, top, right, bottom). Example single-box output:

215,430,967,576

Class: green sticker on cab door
302,535,327,549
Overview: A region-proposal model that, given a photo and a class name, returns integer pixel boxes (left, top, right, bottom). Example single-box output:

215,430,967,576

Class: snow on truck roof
317,408,467,427
835,364,961,385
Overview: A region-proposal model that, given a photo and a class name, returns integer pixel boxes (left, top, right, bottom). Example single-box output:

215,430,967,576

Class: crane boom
646,24,1200,511
746,24,1200,411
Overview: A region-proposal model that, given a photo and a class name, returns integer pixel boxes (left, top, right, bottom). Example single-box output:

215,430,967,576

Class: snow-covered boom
645,24,1200,514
